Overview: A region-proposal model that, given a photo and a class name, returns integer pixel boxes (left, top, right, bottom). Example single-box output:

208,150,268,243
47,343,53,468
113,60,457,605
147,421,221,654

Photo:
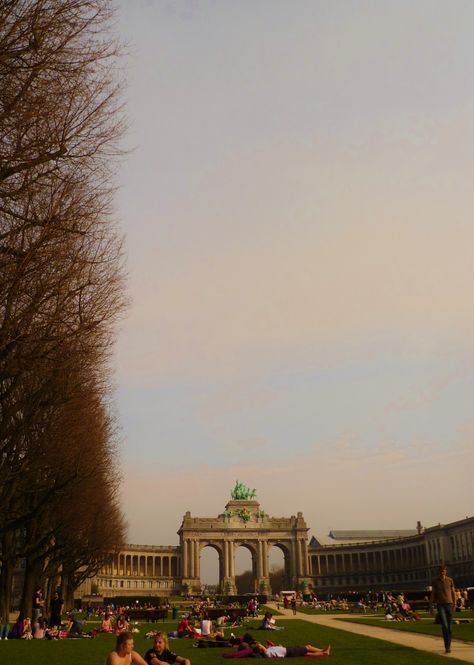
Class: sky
113,0,474,583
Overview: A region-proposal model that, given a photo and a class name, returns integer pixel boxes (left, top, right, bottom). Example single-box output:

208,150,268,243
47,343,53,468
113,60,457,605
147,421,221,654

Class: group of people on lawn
173,611,281,637
101,612,130,634
6,610,93,640
1,587,95,640
106,631,331,665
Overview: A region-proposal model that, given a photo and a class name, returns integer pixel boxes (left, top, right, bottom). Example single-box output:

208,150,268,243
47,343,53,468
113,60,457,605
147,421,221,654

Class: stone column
193,540,199,577
302,539,309,576
290,539,296,579
439,537,446,563
220,541,235,594
229,544,232,578
219,544,224,584
223,541,228,578
297,539,303,576
194,541,200,579
188,541,192,578
263,541,268,577
229,541,234,578
183,539,188,578
255,540,269,594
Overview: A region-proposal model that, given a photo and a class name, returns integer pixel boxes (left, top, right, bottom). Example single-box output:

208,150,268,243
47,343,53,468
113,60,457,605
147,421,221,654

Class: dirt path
266,603,474,663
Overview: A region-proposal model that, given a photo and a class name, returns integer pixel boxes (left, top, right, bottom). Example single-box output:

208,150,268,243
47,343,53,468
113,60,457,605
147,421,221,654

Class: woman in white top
201,614,212,636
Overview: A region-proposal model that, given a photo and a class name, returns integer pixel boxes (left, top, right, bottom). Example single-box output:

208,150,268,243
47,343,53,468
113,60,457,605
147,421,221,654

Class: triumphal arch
178,482,309,594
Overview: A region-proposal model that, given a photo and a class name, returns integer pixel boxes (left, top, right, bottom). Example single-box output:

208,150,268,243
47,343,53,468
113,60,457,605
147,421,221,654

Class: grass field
1,616,472,665
339,611,474,641
294,606,356,616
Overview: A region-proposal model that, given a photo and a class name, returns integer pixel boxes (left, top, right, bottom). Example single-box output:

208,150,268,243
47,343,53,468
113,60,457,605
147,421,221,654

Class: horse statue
231,480,257,500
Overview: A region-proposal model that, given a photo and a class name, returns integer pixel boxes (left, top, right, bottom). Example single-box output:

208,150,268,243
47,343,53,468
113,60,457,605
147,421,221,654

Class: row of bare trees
1,0,128,619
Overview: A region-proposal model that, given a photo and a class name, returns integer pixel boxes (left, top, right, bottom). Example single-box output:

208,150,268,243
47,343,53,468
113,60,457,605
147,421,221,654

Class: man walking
430,565,456,653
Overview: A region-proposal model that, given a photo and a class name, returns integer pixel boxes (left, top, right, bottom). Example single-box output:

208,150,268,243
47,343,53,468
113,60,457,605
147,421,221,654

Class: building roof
329,529,417,542
309,529,418,548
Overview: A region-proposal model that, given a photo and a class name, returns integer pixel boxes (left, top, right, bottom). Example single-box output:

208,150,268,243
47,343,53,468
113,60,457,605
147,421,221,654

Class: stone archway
178,485,309,594
198,542,223,593
268,542,292,591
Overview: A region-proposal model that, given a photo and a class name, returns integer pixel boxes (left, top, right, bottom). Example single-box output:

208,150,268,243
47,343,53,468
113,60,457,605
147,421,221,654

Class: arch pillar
250,539,270,594
221,540,237,594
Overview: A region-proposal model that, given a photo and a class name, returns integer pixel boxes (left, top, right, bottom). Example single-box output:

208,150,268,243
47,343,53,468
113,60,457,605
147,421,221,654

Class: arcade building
77,484,474,600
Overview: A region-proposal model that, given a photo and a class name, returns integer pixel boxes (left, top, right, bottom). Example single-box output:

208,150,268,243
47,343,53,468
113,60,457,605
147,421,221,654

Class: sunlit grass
1,617,472,665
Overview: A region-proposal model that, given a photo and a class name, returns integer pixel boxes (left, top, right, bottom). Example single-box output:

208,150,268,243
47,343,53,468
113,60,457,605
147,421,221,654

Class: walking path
266,603,474,663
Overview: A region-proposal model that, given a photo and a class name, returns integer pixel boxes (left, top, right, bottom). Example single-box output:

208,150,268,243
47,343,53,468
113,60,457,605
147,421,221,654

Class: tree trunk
0,540,14,624
19,556,41,619
45,570,61,618
62,571,76,611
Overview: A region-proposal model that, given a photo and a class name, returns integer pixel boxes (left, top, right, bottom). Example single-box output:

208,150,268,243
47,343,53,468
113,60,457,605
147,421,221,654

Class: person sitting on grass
177,614,196,637
399,601,414,620
8,617,24,639
252,641,331,659
33,616,46,639
116,614,130,634
101,612,114,633
144,631,191,665
200,613,213,636
21,617,33,639
258,613,284,631
106,631,148,665
66,613,84,637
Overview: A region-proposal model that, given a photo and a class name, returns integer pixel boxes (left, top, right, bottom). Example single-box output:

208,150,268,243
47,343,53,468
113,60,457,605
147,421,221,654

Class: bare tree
16,380,126,616
0,0,128,619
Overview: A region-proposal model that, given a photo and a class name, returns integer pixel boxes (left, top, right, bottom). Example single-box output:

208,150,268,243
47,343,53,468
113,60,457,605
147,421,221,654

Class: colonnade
103,552,179,578
310,542,427,576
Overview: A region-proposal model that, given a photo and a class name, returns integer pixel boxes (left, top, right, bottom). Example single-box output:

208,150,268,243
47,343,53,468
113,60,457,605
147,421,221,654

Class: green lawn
294,606,362,616
339,611,474,641
1,617,472,665
261,605,284,616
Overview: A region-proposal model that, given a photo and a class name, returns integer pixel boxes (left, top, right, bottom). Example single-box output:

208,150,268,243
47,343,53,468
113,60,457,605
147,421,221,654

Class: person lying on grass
144,632,191,665
252,641,331,658
106,631,148,665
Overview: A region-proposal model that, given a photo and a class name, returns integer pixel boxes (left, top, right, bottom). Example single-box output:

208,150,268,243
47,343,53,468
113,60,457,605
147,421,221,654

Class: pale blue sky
113,0,474,581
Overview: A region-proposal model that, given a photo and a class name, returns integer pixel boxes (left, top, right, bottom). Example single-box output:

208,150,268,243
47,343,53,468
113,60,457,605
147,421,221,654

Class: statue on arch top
231,480,257,500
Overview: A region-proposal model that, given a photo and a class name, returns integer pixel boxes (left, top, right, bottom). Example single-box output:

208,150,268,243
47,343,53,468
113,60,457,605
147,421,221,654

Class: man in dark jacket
49,591,64,628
